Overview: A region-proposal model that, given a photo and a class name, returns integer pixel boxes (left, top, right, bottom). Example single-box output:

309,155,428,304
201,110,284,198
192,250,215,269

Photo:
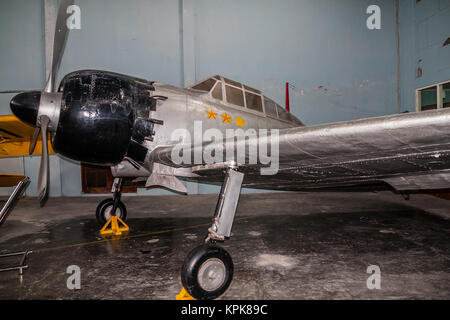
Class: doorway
81,165,137,194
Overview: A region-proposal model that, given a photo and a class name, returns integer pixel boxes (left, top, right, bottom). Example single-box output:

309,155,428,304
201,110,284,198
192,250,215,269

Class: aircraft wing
0,115,54,157
150,108,450,192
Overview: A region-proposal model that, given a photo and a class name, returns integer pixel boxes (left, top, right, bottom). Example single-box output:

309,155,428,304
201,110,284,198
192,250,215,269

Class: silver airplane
6,0,450,299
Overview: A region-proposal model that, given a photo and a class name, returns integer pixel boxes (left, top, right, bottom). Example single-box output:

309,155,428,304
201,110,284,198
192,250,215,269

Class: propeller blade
29,126,41,155
44,0,74,93
37,116,50,207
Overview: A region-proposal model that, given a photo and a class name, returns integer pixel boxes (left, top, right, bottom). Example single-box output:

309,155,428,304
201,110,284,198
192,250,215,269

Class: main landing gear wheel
95,198,127,226
181,244,233,300
180,167,243,300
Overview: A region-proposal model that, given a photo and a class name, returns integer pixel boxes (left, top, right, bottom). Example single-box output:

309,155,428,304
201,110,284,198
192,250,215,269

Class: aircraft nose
10,91,41,127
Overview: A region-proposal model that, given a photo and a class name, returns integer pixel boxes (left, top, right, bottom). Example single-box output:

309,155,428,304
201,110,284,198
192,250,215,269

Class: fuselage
45,70,302,177
147,82,301,148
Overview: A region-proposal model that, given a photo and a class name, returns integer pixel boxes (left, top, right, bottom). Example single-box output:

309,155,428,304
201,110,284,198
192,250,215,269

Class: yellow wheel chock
176,287,195,300
99,215,129,236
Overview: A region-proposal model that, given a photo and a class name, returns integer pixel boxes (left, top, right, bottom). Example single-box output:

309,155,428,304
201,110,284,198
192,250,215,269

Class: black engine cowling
52,70,156,166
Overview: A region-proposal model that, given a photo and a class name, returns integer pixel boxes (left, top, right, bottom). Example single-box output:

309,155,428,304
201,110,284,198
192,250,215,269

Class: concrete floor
0,191,449,300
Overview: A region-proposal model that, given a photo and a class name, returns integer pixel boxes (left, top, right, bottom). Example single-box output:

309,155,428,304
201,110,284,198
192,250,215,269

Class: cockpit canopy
190,75,303,125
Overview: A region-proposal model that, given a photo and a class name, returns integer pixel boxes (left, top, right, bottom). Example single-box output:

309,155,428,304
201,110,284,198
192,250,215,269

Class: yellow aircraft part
0,174,28,187
0,140,55,158
0,115,54,157
0,115,34,142
99,215,130,236
176,287,195,300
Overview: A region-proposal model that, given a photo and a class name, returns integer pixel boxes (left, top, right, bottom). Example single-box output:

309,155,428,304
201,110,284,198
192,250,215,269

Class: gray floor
0,191,449,300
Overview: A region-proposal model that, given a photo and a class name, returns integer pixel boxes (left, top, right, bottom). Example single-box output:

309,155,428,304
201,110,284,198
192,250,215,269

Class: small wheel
181,244,233,300
95,198,127,226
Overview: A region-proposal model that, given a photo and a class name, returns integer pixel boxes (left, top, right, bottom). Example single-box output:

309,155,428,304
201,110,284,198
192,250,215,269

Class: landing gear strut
181,166,244,300
96,178,127,226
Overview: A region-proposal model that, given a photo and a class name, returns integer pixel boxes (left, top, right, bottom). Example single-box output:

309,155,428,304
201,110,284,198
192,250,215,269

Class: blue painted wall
0,0,45,196
194,0,398,125
56,0,187,196
59,0,184,87
2,0,444,197
0,0,45,115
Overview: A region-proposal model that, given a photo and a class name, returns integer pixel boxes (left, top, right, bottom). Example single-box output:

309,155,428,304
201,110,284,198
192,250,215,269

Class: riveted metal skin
152,108,450,192
52,70,156,166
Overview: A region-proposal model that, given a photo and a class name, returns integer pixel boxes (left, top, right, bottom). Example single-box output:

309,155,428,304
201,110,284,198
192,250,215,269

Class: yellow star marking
234,116,245,128
221,113,232,124
206,109,217,119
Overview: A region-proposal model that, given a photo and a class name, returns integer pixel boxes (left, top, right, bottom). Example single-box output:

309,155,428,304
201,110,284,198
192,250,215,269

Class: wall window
416,80,450,111
81,165,137,194
419,86,437,110
443,83,450,108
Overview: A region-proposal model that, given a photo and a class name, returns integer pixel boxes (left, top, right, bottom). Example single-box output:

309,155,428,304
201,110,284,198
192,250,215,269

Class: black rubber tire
181,244,233,300
95,198,127,226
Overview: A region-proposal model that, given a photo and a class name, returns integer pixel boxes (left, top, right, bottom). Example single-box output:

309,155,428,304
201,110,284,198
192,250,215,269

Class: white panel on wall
0,157,25,196
136,180,199,196
59,156,82,196
0,157,24,174
23,155,61,197
198,183,221,195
